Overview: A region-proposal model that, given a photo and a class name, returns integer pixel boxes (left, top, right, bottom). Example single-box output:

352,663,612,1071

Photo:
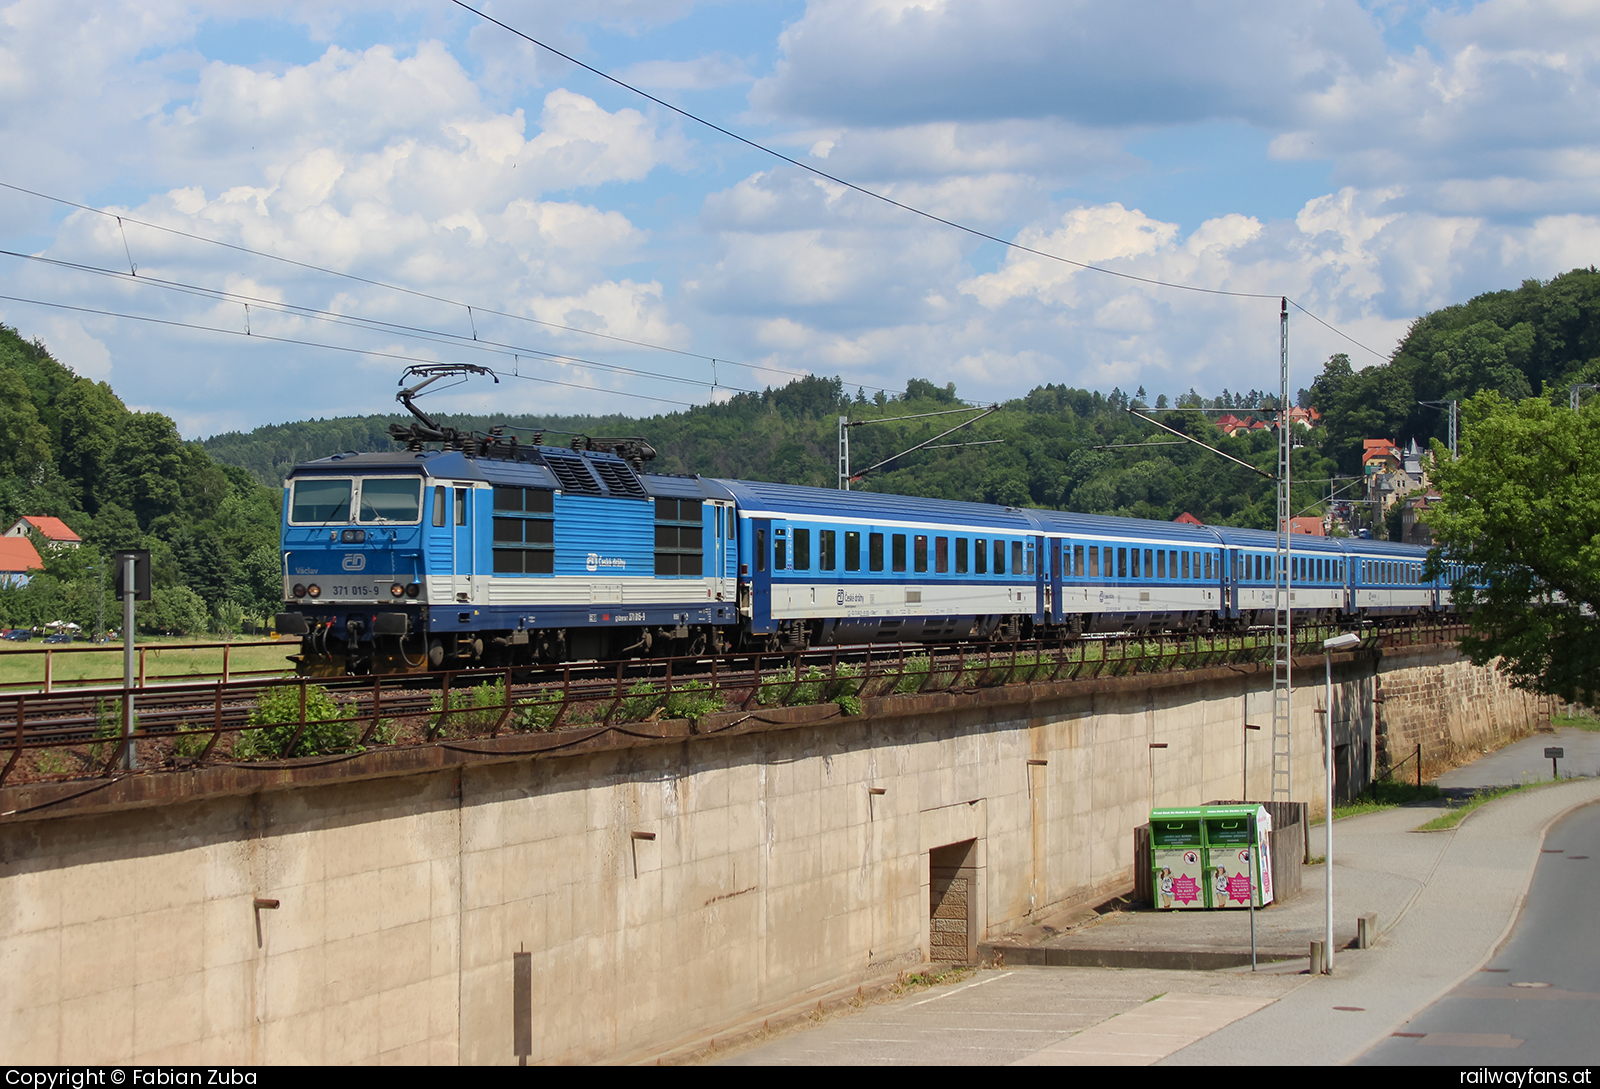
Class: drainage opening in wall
930,839,977,965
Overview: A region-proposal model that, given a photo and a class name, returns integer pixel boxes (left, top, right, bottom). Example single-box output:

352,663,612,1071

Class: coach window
869,532,885,572
1157,550,1167,579
1144,549,1153,578
892,534,907,573
974,539,987,574
1114,547,1125,579
935,536,948,574
1088,546,1099,578
794,528,811,571
846,531,861,572
994,539,1006,575
1072,545,1084,577
1014,541,1025,575
1181,552,1189,579
955,538,969,574
914,535,928,573
454,488,467,527
820,530,836,571
756,529,766,572
433,485,446,527
774,534,787,570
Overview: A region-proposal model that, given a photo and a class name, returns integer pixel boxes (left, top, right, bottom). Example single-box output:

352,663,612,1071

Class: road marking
909,971,1013,1007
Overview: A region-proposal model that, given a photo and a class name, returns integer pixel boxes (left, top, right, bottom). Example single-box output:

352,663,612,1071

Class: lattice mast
1271,298,1294,802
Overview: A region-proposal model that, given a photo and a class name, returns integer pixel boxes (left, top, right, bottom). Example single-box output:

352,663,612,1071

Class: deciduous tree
1425,392,1600,703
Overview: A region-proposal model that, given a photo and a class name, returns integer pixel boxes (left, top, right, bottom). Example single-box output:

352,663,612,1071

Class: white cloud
32,317,114,381
615,52,750,90
751,0,1385,128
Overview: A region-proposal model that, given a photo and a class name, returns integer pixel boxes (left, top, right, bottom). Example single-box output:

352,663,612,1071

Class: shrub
894,656,930,694
90,699,139,765
172,729,210,759
662,679,725,720
513,690,565,732
617,680,663,722
237,683,357,758
788,666,830,705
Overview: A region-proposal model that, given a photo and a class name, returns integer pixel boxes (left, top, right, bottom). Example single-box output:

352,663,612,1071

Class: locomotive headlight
292,584,307,598
390,583,405,597
307,584,321,598
405,583,421,599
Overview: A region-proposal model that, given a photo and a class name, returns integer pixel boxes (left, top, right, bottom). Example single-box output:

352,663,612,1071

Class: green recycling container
1150,804,1275,910
1201,805,1274,910
1150,807,1208,909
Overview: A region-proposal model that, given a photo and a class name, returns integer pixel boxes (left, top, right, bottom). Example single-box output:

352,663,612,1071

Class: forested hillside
0,326,281,635
3,267,1594,637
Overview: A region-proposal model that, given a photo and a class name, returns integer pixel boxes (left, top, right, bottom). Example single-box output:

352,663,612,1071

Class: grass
1326,780,1443,822
0,636,293,690
1417,782,1541,831
1551,714,1600,732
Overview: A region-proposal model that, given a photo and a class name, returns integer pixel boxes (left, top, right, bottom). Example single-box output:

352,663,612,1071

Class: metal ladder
1271,297,1294,803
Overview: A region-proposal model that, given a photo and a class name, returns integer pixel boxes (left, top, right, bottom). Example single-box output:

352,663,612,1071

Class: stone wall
1371,644,1547,783
0,643,1545,1065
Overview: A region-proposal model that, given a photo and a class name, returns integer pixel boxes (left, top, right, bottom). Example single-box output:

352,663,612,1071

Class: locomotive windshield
290,478,351,523
288,476,422,524
357,478,422,523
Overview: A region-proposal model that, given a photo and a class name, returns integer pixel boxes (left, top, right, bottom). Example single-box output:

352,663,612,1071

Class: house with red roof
4,516,81,550
1362,439,1401,475
0,537,43,588
1173,512,1204,526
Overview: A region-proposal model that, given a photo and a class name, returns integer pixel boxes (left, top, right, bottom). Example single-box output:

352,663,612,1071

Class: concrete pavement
1166,740,1600,1064
709,726,1600,1065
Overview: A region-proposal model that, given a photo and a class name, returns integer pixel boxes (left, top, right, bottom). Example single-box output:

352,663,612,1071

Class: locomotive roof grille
590,458,647,499
536,449,603,495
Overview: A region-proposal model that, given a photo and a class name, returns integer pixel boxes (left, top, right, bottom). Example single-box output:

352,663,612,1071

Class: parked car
4,629,33,641
43,633,72,644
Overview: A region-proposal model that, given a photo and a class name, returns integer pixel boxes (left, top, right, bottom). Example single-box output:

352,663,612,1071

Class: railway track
0,622,1468,788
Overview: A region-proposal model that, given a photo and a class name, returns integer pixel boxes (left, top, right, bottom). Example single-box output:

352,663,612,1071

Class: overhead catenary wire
450,0,1391,363
0,292,702,410
0,179,900,395
0,247,763,397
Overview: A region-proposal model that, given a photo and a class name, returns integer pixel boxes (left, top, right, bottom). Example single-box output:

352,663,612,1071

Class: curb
979,943,1297,971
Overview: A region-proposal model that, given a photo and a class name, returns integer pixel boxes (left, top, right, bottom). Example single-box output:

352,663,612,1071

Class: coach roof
712,478,1037,531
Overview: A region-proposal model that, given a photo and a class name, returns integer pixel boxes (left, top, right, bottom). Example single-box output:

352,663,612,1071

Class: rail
0,622,1471,790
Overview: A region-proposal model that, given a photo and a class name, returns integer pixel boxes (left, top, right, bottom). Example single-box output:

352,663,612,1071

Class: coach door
1047,538,1062,624
452,483,476,603
709,500,734,603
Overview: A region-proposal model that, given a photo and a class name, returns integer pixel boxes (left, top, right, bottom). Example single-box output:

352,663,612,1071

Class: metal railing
0,622,1470,790
0,639,288,694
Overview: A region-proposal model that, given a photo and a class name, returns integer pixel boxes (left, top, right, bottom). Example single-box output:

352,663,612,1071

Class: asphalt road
1356,800,1600,1065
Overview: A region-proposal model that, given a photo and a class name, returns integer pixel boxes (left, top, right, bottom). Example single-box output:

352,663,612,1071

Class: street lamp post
1321,630,1361,973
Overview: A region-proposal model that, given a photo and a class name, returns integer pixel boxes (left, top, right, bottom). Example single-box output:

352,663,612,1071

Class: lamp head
1323,632,1362,651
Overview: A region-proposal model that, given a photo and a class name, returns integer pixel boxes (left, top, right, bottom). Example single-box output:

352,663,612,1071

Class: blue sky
1,0,1597,436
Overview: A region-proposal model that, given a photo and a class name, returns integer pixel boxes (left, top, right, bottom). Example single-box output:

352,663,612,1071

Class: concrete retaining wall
0,643,1545,1064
